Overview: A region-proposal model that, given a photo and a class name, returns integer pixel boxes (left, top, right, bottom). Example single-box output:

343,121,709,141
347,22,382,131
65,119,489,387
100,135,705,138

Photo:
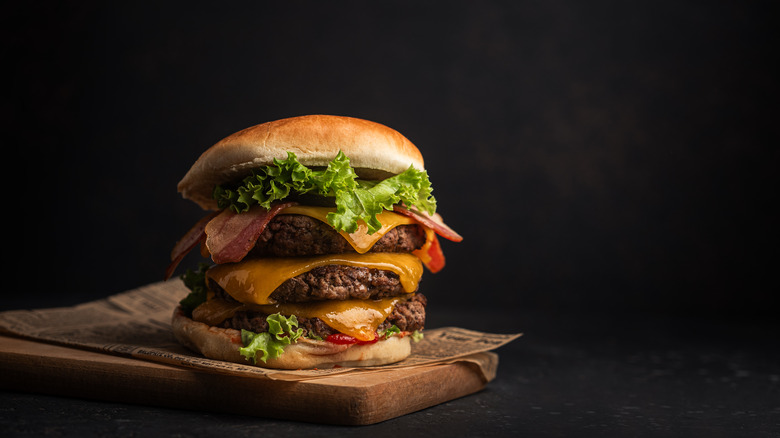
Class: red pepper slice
422,233,446,273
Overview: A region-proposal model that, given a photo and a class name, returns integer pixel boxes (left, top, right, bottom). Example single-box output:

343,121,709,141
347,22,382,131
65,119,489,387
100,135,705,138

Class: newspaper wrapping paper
0,280,522,381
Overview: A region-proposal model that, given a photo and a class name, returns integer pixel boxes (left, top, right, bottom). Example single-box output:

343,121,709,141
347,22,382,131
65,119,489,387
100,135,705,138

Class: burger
165,115,462,369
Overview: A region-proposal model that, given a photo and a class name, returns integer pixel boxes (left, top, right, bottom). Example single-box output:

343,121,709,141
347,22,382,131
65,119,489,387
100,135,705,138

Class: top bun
178,115,425,210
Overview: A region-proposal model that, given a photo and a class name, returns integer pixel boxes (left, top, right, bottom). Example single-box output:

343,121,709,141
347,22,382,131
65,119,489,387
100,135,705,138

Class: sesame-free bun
171,307,412,369
178,115,425,210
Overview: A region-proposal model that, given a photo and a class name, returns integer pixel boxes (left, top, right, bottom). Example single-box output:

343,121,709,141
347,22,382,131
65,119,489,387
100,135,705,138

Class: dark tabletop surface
2,305,777,438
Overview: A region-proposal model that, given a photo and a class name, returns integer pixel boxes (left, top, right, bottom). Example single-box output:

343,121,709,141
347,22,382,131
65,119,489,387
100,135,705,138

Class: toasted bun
171,307,411,369
179,115,425,210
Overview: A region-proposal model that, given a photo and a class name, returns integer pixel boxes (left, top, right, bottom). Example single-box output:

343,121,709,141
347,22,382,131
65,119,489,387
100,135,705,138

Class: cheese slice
281,205,417,253
192,295,410,341
206,252,423,306
256,296,406,341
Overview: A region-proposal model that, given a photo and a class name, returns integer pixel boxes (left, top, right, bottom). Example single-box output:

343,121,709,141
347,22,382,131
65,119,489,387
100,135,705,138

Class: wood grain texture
0,335,496,425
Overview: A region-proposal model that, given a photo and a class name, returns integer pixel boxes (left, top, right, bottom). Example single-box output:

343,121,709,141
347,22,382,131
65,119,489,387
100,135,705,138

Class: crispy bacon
205,202,297,264
165,201,458,280
164,211,219,280
393,205,463,242
164,202,296,280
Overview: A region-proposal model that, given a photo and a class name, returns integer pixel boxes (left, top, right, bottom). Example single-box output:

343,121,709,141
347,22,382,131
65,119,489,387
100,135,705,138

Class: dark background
4,1,777,324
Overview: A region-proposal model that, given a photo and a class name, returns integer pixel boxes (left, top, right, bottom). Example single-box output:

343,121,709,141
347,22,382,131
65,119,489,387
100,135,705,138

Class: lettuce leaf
379,325,402,339
213,151,437,234
178,263,210,315
239,314,304,364
378,325,423,343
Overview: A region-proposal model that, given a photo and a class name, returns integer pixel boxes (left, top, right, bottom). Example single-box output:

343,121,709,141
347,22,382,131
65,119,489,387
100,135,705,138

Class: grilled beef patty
249,214,426,257
218,293,427,339
208,263,414,304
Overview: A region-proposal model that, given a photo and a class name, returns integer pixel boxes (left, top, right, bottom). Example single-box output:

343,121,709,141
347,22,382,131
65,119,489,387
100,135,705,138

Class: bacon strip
165,201,456,280
393,205,463,242
205,202,297,264
164,211,219,280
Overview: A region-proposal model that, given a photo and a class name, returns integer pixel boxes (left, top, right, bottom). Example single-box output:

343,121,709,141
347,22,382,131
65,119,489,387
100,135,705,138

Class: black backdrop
5,2,777,323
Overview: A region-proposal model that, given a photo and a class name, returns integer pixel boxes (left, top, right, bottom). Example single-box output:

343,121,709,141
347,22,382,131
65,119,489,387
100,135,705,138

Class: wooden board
0,335,496,425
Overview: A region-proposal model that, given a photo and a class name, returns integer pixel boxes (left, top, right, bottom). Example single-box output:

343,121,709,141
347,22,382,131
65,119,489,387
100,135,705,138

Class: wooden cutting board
0,334,497,425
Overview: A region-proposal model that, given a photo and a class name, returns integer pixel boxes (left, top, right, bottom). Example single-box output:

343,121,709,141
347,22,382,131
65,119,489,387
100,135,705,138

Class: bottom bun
171,307,411,369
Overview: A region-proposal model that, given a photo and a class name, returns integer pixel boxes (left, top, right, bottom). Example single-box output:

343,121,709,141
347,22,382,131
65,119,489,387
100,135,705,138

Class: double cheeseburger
165,115,461,369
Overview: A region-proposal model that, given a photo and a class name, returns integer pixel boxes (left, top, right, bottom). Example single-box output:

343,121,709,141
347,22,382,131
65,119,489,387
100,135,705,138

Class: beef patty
218,293,427,338
249,214,426,257
208,263,415,304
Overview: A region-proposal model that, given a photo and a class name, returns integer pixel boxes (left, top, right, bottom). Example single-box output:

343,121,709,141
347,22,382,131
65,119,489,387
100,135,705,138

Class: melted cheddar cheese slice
193,295,411,341
281,206,418,253
206,252,423,306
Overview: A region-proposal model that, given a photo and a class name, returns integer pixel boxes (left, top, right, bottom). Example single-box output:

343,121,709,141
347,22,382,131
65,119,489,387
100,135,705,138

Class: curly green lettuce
212,151,437,234
239,314,305,364
379,325,401,339
379,325,424,342
178,263,210,315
